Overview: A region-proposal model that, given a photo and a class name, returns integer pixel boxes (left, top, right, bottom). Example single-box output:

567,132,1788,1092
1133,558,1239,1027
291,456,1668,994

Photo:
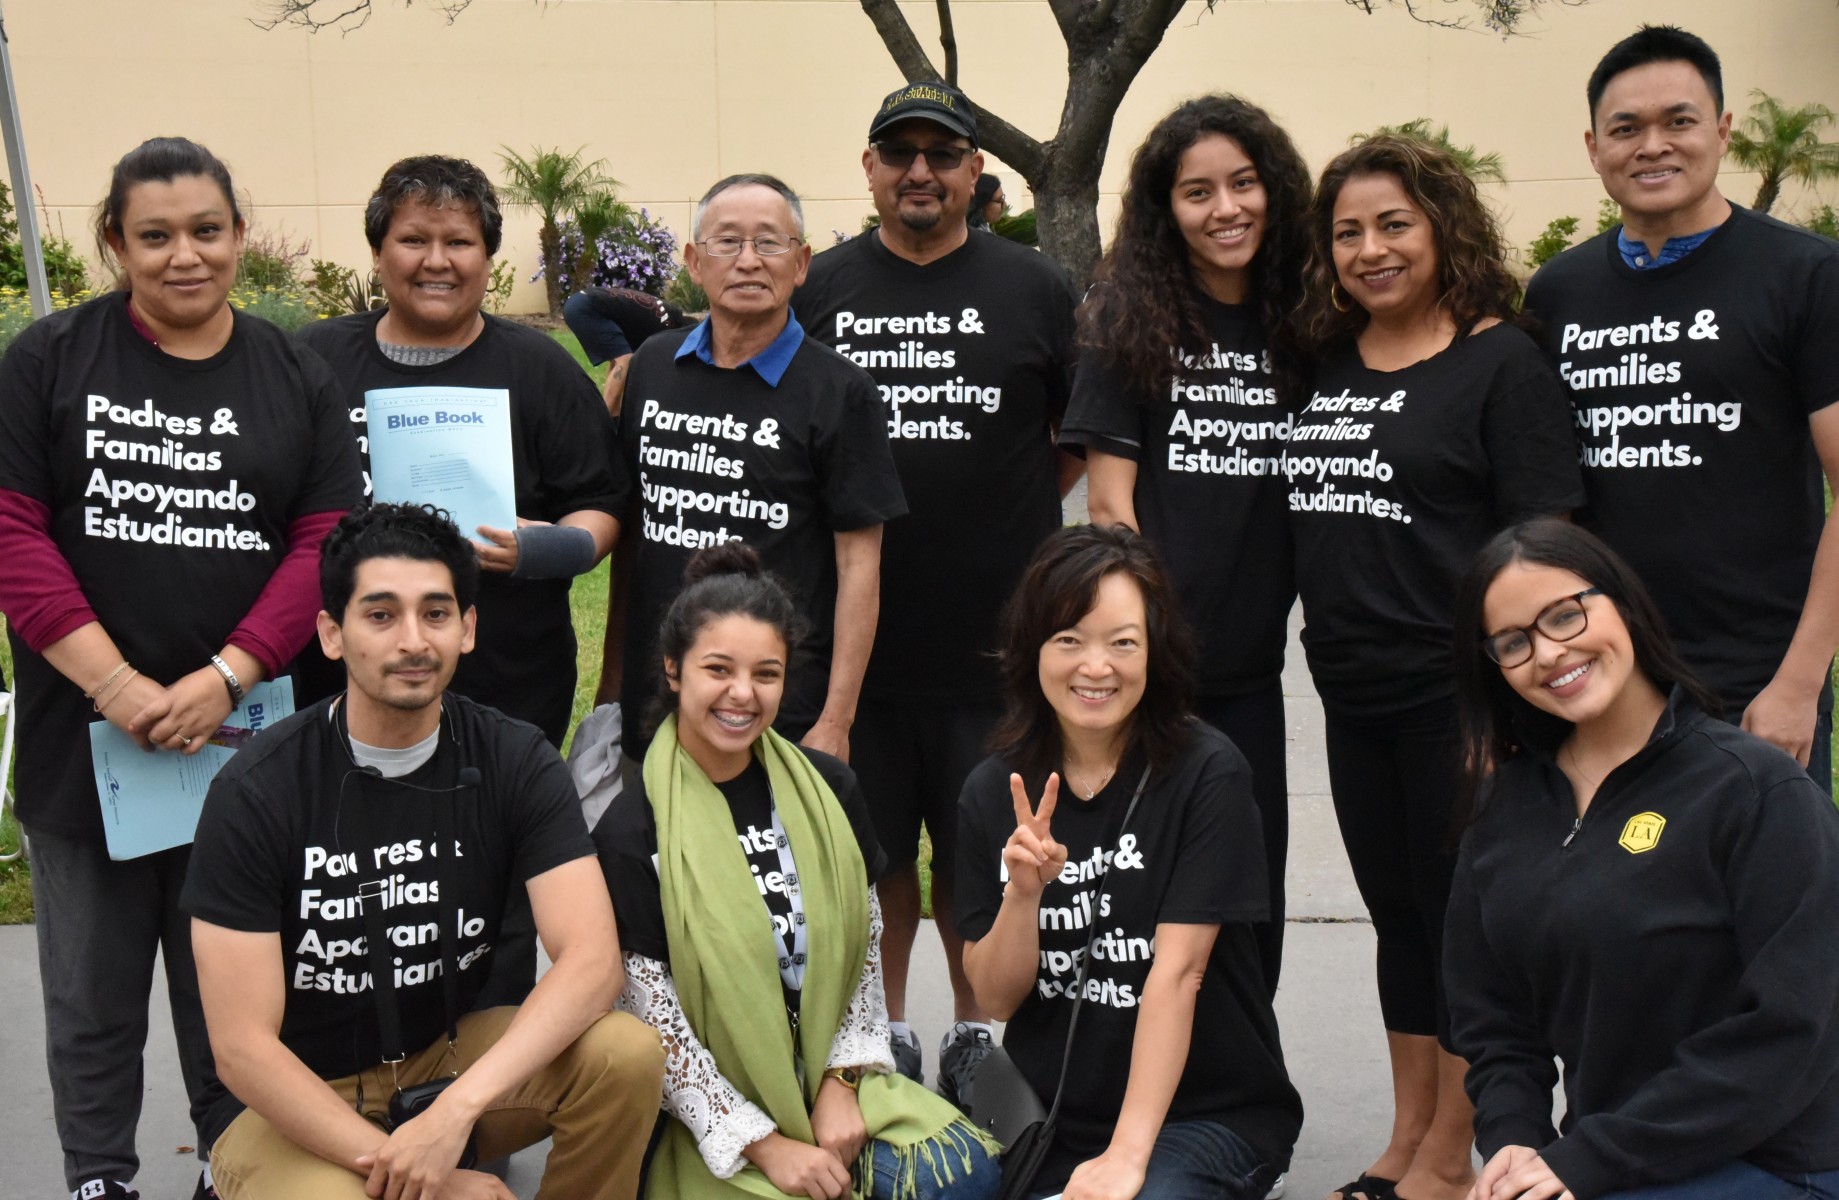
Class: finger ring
180,735,192,747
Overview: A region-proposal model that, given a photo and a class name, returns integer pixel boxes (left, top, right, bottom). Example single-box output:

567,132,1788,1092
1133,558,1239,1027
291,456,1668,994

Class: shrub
237,227,311,292
1800,204,1839,240
663,266,707,313
485,258,515,313
1527,214,1581,269
0,183,89,297
232,286,319,332
304,259,383,316
1597,198,1621,234
539,207,679,299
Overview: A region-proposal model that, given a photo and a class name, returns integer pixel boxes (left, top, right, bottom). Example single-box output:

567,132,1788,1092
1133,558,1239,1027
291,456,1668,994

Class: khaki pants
211,1007,664,1200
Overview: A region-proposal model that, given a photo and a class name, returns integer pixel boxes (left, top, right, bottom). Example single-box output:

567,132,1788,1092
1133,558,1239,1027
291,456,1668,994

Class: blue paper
365,386,517,542
92,677,296,861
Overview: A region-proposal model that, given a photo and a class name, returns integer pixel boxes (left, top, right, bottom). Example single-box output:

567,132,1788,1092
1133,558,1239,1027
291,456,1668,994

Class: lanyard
765,800,808,994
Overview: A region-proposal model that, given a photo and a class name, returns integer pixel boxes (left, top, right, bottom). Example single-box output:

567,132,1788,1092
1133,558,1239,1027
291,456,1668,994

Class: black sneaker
890,1026,923,1083
73,1182,139,1200
936,1022,994,1111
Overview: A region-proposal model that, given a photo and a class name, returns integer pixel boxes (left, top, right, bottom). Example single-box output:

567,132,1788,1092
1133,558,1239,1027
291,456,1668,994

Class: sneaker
936,1021,994,1111
890,1026,923,1083
1264,1172,1286,1200
73,1182,139,1200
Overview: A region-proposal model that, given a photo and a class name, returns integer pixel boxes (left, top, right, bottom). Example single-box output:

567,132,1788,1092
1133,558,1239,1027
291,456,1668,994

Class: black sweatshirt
1445,691,1839,1199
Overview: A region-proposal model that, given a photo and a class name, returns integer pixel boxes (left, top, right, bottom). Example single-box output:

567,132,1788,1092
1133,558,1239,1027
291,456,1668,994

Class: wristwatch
821,1067,862,1090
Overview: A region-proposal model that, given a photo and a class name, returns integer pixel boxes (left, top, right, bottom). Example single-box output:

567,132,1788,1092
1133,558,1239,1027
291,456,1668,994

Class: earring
1330,281,1353,314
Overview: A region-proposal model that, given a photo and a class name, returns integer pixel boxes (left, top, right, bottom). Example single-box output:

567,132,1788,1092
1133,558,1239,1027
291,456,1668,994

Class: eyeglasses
872,142,972,172
697,235,799,258
1481,588,1605,667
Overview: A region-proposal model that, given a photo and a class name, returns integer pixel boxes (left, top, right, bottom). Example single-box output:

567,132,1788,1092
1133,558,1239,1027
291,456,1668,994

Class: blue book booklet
91,677,295,861
365,385,517,543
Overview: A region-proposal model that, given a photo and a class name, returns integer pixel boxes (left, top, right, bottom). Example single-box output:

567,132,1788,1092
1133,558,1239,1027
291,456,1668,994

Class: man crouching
183,502,663,1200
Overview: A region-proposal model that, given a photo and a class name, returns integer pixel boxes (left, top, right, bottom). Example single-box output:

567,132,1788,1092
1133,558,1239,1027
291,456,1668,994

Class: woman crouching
593,542,1000,1200
956,524,1301,1199
1446,517,1839,1200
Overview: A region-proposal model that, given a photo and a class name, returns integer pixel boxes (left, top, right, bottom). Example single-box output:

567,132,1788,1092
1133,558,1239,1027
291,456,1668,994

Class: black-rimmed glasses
872,142,972,172
697,235,800,258
1482,588,1606,667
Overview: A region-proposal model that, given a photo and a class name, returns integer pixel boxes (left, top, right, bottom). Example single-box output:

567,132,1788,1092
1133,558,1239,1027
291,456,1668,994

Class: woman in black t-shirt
1285,136,1583,1200
1446,519,1839,1200
591,543,999,1200
956,524,1300,1200
0,138,360,1200
1062,95,1313,1001
295,154,625,745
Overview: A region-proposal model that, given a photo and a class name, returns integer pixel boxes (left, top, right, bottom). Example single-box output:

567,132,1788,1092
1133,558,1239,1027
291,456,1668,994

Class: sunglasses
872,142,972,172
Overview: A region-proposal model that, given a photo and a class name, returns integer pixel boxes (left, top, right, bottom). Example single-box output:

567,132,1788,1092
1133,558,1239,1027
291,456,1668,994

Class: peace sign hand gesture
1003,773,1068,901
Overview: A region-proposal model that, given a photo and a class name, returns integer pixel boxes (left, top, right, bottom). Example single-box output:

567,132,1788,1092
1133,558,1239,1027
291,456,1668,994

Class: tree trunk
539,221,564,315
1753,173,1781,215
1032,147,1104,290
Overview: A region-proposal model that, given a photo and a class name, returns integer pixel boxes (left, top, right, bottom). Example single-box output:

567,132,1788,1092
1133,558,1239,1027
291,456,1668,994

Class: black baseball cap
868,81,979,148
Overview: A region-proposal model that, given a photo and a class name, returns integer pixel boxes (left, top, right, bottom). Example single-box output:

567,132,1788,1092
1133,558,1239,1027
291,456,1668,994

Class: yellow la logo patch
1619,812,1666,854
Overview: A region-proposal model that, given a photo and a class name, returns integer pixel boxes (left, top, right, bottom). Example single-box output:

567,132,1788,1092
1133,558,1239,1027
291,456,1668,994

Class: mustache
387,657,439,674
899,184,945,199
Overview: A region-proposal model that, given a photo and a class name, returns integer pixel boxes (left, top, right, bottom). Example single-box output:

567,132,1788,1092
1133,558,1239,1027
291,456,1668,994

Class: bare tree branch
1342,0,1590,34
1044,0,1084,43
253,0,556,34
935,0,958,87
856,0,944,81
856,0,1045,179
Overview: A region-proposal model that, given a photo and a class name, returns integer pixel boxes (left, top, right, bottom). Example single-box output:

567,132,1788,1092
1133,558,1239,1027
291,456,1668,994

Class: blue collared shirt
674,311,806,386
1617,225,1717,270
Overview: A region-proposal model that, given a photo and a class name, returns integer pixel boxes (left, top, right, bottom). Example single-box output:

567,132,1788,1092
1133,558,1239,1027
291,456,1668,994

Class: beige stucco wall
8,0,1837,311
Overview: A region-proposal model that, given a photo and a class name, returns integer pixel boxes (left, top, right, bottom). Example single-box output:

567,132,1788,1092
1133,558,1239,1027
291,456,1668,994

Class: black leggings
1195,686,1288,996
1322,703,1460,1039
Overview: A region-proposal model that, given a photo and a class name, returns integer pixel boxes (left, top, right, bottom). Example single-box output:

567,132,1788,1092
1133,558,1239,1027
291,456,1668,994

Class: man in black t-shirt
609,174,905,755
794,82,1078,1101
183,504,663,1200
1525,26,1839,786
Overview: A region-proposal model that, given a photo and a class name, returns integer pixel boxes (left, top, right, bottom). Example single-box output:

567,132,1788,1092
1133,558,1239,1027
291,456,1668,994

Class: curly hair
1299,133,1522,354
364,155,504,257
1077,95,1314,404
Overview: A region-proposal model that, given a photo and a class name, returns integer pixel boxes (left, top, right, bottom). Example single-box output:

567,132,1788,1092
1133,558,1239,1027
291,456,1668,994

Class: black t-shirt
1062,296,1295,697
295,310,629,742
795,231,1075,698
615,326,907,735
0,294,362,838
1524,208,1839,713
593,748,889,976
182,693,594,1084
954,725,1303,1165
1446,694,1839,1195
1284,323,1584,720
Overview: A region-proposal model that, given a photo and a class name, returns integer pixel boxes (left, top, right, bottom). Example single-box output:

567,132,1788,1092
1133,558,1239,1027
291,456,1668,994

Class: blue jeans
1599,1160,1839,1199
1026,1120,1270,1200
865,1134,1003,1200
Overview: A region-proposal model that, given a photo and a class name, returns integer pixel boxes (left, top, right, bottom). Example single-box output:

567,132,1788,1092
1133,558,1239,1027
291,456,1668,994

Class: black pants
28,828,226,1189
1321,702,1460,1039
1195,685,1288,996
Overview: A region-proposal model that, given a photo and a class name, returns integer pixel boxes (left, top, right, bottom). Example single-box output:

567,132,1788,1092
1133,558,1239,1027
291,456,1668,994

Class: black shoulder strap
348,766,468,1070
1042,764,1150,1124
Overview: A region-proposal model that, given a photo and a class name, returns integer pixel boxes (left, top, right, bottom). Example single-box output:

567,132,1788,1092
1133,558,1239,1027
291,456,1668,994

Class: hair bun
682,542,764,585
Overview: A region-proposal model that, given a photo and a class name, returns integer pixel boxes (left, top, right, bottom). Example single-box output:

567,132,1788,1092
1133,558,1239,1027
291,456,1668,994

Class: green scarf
645,718,997,1200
